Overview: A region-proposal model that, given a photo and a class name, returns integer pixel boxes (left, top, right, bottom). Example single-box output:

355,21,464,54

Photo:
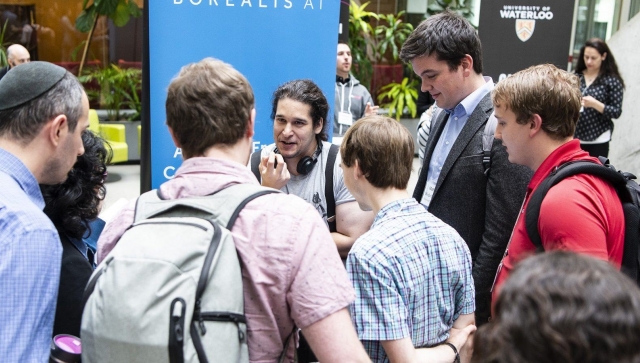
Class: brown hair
473,251,640,363
340,115,413,189
492,64,581,140
165,58,254,157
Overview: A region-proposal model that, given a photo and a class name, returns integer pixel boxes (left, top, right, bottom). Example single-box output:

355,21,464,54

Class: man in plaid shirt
341,115,476,363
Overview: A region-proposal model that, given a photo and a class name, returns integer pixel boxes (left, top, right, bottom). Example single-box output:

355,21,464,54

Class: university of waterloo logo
516,19,535,42
500,5,553,42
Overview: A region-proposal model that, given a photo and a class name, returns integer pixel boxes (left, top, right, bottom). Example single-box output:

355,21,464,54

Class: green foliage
348,0,377,89
79,64,142,121
76,0,141,33
377,77,419,120
427,0,474,25
373,11,413,63
0,20,9,68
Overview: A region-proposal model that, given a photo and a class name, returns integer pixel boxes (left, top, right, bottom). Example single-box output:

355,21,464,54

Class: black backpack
525,157,640,285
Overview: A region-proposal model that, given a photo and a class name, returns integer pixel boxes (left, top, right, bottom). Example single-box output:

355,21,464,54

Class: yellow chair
88,109,129,164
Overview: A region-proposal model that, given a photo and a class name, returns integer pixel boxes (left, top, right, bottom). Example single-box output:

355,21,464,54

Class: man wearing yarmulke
0,61,90,362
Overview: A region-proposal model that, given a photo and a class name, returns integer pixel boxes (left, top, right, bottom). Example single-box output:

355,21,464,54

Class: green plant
0,20,9,67
75,0,141,74
427,0,474,25
348,0,377,89
79,64,142,121
373,11,414,64
377,77,419,120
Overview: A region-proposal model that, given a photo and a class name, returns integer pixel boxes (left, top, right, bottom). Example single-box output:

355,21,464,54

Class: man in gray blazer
400,11,532,326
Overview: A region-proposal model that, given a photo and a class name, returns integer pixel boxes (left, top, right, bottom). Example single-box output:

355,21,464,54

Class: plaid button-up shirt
347,198,475,362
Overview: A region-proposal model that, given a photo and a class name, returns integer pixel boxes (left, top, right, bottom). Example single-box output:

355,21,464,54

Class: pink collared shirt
97,157,355,362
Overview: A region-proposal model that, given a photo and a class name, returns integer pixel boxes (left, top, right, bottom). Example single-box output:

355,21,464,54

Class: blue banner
146,0,339,188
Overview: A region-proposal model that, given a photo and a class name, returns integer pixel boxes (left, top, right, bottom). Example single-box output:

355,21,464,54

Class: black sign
478,1,576,82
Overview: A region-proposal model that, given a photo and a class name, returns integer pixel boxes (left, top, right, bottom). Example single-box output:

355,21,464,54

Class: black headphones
274,142,323,175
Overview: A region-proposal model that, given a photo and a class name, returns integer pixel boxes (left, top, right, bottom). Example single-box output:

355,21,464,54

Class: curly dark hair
41,130,112,239
472,251,640,363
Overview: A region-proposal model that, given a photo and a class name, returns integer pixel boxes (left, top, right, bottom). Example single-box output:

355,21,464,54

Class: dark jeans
581,142,609,158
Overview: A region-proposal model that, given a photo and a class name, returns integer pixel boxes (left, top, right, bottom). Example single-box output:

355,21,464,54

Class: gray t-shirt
260,141,355,225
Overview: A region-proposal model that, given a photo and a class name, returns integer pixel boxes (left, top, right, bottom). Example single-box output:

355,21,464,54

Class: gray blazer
412,92,532,325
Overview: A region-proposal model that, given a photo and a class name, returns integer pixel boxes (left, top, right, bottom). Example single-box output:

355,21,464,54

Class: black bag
525,157,640,285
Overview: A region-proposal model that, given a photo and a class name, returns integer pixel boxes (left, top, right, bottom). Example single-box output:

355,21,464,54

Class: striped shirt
0,148,62,362
347,198,474,363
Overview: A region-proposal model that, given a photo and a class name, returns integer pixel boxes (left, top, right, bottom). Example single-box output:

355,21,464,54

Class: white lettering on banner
252,141,261,152
172,0,317,9
498,73,512,81
164,166,176,179
174,148,182,158
500,5,553,42
499,10,553,19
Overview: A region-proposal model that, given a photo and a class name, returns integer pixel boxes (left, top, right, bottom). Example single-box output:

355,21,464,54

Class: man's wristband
443,342,460,363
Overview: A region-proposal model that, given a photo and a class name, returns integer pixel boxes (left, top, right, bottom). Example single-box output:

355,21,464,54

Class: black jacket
52,232,94,338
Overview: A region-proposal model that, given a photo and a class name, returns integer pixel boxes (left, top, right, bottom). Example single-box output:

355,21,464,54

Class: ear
529,114,543,137
460,54,474,77
47,114,68,147
602,52,607,60
314,117,324,135
353,159,364,180
246,108,256,138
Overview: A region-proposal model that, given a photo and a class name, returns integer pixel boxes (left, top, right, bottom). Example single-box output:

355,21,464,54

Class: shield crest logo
515,19,536,42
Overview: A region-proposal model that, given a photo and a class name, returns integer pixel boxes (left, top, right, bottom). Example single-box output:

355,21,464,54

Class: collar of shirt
159,156,260,199
443,76,495,118
372,198,421,227
421,77,494,207
0,148,44,209
336,75,351,84
526,139,598,194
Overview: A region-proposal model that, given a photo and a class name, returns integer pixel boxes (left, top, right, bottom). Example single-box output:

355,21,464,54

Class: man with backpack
94,58,371,363
250,79,373,260
491,64,625,300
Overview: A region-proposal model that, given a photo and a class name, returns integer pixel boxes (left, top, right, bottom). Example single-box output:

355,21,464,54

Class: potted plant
377,77,419,121
79,64,142,160
79,64,142,121
75,0,141,74
427,0,475,24
369,11,414,98
348,0,377,90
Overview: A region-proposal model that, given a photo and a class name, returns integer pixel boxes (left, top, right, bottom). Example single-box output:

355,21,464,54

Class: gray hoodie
334,74,374,135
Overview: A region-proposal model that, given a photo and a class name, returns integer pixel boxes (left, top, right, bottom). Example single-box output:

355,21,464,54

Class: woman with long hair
41,130,111,338
574,38,625,157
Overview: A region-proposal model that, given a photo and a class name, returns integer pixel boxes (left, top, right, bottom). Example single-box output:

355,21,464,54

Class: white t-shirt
260,141,355,225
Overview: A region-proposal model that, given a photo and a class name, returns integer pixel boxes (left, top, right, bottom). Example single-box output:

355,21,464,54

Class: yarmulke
0,61,67,111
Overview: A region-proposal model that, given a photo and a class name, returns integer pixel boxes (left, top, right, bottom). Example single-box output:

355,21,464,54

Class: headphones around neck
274,141,323,175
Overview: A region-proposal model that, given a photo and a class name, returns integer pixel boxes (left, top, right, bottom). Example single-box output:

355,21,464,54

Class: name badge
338,111,353,126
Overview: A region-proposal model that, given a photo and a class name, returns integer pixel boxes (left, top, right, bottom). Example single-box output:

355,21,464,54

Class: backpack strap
325,144,339,233
250,150,262,182
524,160,628,252
482,112,497,177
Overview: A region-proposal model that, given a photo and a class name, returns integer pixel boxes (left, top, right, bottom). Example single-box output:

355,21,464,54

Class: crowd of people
0,9,636,363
